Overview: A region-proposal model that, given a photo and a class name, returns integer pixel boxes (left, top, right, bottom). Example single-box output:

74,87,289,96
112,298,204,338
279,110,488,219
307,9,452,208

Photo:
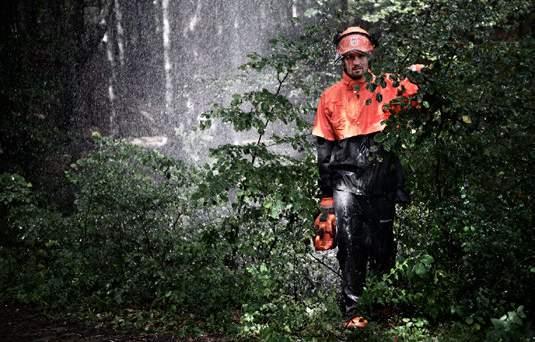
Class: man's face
343,51,370,80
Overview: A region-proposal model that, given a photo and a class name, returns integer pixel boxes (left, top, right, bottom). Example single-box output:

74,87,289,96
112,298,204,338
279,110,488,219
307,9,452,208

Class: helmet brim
334,49,372,63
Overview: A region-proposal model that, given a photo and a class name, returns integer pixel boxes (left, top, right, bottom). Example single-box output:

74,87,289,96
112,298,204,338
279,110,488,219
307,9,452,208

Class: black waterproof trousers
333,190,396,318
315,134,406,317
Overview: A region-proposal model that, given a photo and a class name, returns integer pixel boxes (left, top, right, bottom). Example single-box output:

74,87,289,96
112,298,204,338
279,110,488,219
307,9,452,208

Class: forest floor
0,303,226,342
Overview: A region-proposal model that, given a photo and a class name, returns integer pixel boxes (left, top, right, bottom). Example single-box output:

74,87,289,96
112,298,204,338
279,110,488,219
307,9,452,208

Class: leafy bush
363,0,534,326
1,138,245,330
487,306,530,342
0,173,66,303
1,1,533,340
196,0,535,338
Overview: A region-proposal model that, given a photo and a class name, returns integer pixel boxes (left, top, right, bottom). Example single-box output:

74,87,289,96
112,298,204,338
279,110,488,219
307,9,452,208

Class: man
312,26,419,329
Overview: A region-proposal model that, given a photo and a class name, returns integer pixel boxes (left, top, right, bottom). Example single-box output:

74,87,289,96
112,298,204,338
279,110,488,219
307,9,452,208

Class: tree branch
250,70,290,166
308,251,342,279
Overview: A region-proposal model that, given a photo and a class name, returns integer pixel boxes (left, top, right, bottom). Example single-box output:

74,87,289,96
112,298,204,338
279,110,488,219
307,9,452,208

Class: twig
251,70,290,166
308,251,342,279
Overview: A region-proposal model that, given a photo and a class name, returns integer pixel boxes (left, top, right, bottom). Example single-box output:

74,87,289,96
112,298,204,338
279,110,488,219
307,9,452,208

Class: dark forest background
1,0,534,340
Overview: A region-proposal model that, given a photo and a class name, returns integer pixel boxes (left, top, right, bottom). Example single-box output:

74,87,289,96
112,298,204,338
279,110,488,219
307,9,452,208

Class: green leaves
2,1,533,340
200,1,533,338
376,92,383,103
0,173,33,206
413,254,434,277
201,89,299,135
487,306,528,341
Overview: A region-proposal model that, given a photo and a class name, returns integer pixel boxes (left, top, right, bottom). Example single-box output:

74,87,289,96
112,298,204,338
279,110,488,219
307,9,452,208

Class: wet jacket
313,71,418,198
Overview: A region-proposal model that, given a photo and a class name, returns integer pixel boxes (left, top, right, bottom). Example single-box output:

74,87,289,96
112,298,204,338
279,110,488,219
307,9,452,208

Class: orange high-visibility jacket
312,71,418,141
312,71,419,198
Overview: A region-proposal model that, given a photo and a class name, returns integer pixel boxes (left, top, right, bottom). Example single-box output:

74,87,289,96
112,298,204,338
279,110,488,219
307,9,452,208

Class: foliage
487,306,529,342
196,0,535,339
1,0,534,340
344,0,534,339
0,173,66,303
1,138,243,334
198,35,339,339
357,0,534,322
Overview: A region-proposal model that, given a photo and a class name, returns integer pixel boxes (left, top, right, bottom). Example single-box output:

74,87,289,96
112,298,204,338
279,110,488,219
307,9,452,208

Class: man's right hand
314,197,336,251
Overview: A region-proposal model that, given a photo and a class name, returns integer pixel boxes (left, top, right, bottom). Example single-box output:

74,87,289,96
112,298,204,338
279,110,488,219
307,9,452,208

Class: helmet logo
335,27,374,59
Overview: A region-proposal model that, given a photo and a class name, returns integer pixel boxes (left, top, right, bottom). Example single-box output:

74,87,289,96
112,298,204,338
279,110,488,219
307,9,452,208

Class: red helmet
335,26,374,60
